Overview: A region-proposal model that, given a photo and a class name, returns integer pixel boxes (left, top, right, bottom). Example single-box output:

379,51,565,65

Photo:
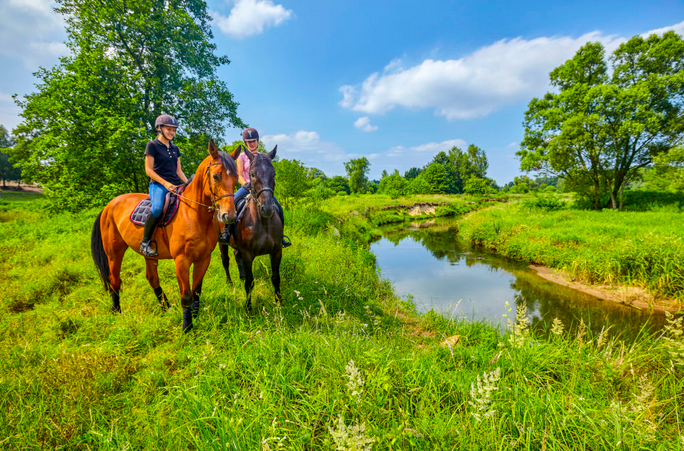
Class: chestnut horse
91,140,240,331
219,145,282,311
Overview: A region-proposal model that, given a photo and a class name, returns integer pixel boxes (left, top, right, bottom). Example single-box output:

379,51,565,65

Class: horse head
207,139,241,224
243,145,277,219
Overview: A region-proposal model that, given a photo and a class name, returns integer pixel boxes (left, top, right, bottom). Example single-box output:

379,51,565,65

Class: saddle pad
129,185,186,227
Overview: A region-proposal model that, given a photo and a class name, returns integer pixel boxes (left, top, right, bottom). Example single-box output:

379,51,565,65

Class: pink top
237,152,251,183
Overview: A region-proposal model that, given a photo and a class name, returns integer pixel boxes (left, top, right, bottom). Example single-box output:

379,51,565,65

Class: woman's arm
145,155,178,191
176,158,188,183
236,158,247,186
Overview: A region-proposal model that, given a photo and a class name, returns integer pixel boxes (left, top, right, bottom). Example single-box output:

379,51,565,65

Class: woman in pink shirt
218,127,291,248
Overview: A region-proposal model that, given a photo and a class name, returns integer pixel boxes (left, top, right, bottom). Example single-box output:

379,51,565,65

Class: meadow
1,191,683,450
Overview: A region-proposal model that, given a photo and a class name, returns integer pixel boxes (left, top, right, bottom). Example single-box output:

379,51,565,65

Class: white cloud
353,116,378,132
0,0,67,68
212,0,293,39
339,20,684,121
411,139,467,153
642,20,684,37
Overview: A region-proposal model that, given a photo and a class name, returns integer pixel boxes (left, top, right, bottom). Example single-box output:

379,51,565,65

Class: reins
171,160,234,212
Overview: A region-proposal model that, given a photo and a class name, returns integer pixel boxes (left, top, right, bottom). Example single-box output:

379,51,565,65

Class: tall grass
458,200,684,302
0,191,683,449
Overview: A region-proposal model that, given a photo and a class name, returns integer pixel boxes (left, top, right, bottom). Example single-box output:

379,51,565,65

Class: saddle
129,184,188,227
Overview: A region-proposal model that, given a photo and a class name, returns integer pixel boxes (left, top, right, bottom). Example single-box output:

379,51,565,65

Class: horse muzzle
260,204,275,219
220,210,236,224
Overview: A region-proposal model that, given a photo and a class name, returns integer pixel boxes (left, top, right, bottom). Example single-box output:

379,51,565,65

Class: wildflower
345,359,365,402
576,319,587,345
550,317,564,336
507,300,529,348
469,367,501,421
293,290,304,301
328,415,375,451
596,327,609,348
261,417,287,450
662,312,684,367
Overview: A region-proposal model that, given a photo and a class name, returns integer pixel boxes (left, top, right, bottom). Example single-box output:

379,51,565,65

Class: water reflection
370,217,665,339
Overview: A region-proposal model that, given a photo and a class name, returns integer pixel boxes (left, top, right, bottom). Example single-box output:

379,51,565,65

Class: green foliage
326,176,351,195
273,158,311,206
406,174,433,194
344,157,370,194
10,0,243,211
519,32,684,210
404,167,422,180
521,194,566,211
0,124,13,148
421,162,449,194
0,151,21,187
463,176,490,195
377,170,407,199
641,146,684,192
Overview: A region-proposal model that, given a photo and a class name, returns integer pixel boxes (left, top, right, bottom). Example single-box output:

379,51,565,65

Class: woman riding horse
218,127,291,248
91,116,240,332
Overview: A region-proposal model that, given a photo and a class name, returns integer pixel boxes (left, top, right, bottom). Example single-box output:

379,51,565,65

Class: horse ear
268,145,277,160
243,146,256,162
230,144,242,160
208,138,219,159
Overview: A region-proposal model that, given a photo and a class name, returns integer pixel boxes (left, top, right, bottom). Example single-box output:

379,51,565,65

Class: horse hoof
111,305,121,314
182,308,193,332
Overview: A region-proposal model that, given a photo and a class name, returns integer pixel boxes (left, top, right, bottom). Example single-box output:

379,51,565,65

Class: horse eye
213,174,220,181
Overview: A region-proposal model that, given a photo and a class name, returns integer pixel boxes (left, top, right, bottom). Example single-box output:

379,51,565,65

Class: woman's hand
166,183,178,192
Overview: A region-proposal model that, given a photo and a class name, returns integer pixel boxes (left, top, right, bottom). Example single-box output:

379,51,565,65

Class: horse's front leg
191,255,212,319
219,243,232,283
242,253,255,312
174,257,194,332
235,250,245,281
270,249,282,304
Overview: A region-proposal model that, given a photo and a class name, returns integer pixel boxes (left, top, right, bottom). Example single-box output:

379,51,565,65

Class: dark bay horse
91,140,240,331
219,145,282,310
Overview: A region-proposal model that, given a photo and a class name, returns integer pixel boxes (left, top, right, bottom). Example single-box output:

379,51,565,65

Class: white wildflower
328,415,375,451
469,367,501,421
508,301,529,348
550,317,564,336
345,359,365,402
663,312,684,367
576,319,587,345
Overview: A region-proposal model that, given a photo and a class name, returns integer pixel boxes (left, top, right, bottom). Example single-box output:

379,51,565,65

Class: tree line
1,0,683,210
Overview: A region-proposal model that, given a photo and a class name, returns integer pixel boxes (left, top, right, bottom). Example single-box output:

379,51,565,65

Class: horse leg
174,258,194,332
103,225,127,314
270,250,282,304
235,250,245,281
191,255,211,319
145,258,170,311
219,243,232,283
242,253,255,312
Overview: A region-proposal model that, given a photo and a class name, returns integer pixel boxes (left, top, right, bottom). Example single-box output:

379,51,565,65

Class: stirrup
140,240,158,257
218,229,230,245
282,235,292,248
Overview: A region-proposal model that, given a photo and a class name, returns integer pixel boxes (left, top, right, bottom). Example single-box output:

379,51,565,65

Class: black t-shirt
144,139,184,185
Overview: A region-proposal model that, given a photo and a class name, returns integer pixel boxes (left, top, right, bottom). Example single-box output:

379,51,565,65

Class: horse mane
218,151,238,176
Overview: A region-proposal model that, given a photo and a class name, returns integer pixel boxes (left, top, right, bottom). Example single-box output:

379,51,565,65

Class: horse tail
91,210,112,292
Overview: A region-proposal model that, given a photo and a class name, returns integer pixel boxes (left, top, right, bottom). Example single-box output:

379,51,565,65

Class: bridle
172,160,235,212
250,186,274,209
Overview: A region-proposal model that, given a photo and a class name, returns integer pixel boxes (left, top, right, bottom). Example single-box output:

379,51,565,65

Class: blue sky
1,0,683,184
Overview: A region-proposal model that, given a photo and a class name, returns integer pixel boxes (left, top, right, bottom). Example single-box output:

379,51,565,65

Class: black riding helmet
155,114,179,141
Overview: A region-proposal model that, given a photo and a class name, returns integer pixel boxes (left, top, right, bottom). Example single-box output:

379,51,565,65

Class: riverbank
456,200,684,312
1,192,683,449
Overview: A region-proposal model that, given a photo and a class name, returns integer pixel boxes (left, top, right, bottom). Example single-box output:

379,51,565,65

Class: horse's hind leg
145,258,170,311
219,243,231,283
100,210,128,313
270,250,282,304
234,250,245,281
191,255,211,319
173,258,194,332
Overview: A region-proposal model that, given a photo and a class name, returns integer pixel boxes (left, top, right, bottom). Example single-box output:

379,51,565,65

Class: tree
273,159,310,206
519,32,684,210
344,157,370,194
422,162,449,194
406,175,432,194
378,170,407,198
463,176,490,195
326,176,350,195
404,167,422,180
10,0,244,210
0,125,13,148
0,125,20,188
642,146,684,192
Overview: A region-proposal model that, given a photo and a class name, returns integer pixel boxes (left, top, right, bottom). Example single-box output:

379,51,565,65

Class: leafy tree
0,125,20,188
0,125,13,148
422,162,449,194
406,175,432,195
519,32,684,210
10,0,244,210
273,159,310,206
642,146,684,192
463,176,490,195
428,145,489,193
378,170,408,198
344,157,370,194
404,167,422,180
326,176,350,195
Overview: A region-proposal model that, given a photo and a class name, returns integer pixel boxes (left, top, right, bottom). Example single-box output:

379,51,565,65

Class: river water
370,217,665,339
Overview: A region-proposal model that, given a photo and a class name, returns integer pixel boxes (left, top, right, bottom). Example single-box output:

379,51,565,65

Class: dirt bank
530,264,682,314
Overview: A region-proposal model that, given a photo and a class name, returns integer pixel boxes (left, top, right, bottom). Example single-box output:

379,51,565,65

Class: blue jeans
234,185,249,204
149,181,169,218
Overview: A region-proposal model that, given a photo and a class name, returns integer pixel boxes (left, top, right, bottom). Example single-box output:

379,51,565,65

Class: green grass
1,194,683,449
458,199,684,303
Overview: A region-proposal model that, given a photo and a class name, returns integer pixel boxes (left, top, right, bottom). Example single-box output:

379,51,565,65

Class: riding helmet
155,114,179,129
242,127,259,141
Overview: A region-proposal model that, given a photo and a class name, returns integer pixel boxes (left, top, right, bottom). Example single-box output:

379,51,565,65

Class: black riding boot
275,202,292,248
218,224,231,245
140,214,161,257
